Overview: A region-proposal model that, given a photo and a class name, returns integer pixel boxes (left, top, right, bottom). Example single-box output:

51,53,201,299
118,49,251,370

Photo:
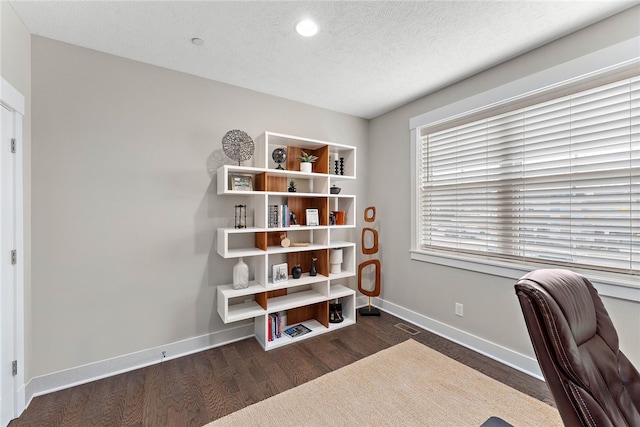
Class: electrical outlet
455,303,464,317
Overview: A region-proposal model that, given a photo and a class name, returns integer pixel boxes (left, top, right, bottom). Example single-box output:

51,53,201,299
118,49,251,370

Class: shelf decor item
330,185,341,194
288,180,297,192
306,208,319,226
222,129,254,166
230,174,253,191
232,258,249,290
292,265,302,279
272,263,288,284
272,147,287,170
235,204,246,228
280,232,291,248
329,302,343,323
329,249,343,274
297,151,318,173
284,324,311,338
332,210,346,225
310,256,318,276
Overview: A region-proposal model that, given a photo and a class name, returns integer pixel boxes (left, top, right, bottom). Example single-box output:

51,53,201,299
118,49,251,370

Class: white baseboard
24,323,254,407
25,298,544,413
356,296,543,380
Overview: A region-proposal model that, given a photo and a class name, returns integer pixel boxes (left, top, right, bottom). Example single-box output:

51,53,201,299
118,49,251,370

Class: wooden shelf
285,145,330,174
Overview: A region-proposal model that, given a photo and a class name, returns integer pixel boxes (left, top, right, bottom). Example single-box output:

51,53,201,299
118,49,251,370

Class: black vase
292,265,302,279
310,258,317,276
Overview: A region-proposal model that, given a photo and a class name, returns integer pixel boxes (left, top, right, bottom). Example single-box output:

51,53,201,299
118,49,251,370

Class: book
283,204,289,227
284,324,312,338
268,313,284,341
269,205,279,228
269,204,293,228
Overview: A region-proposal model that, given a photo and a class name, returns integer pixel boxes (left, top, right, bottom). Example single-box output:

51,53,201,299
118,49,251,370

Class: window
417,75,639,275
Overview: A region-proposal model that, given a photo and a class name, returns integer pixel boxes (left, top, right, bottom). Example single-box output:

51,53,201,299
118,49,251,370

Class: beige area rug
207,339,562,427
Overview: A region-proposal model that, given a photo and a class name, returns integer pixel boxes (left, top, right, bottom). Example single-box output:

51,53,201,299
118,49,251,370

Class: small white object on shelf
233,258,249,289
300,162,312,173
272,262,288,284
330,249,343,274
306,208,319,226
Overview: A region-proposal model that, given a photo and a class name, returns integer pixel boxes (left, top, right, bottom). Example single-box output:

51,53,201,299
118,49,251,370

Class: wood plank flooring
10,311,554,426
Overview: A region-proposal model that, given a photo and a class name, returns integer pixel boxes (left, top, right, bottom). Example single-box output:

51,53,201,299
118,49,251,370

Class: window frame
409,57,640,303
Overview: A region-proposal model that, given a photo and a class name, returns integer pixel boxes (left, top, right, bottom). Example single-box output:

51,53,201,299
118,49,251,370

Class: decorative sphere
272,148,286,163
272,148,287,169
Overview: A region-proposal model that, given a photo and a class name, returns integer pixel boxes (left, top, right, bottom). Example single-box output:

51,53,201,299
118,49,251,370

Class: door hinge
11,138,16,153
11,250,17,265
12,360,17,376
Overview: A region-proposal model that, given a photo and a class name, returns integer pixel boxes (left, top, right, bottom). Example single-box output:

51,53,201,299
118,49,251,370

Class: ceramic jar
292,265,302,279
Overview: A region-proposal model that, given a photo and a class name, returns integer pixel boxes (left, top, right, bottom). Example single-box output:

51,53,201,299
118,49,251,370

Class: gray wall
368,5,640,368
30,36,368,378
1,2,30,95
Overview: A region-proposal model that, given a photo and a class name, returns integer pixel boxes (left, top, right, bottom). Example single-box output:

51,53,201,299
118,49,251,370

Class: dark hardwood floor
10,311,554,426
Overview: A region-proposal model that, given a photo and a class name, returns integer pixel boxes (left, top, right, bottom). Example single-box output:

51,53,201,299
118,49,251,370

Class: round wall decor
222,129,254,165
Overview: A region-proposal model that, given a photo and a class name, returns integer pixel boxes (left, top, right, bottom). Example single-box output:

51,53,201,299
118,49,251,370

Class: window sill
410,250,640,303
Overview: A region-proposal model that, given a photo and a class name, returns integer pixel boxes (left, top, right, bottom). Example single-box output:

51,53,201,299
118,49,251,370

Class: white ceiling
9,0,640,119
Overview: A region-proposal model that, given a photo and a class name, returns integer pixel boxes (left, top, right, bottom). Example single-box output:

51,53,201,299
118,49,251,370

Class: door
0,75,24,425
0,103,16,426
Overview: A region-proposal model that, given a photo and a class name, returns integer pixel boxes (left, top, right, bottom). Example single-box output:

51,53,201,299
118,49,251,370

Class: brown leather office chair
515,269,640,426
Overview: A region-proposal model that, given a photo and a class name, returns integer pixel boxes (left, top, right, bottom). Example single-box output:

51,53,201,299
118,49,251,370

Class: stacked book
268,312,282,341
268,204,290,228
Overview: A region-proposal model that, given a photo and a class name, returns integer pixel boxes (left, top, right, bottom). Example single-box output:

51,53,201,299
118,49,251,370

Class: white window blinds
419,76,639,274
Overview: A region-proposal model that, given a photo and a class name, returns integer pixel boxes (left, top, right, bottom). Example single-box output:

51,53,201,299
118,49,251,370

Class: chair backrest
515,269,640,427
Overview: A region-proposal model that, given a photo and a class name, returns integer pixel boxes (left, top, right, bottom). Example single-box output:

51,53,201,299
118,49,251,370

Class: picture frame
272,262,288,284
230,174,253,191
306,208,319,226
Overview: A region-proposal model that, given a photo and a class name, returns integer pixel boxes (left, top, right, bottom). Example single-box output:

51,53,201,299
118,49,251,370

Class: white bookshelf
216,131,357,350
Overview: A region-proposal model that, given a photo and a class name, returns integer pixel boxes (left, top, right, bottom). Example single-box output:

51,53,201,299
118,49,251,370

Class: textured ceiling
9,0,640,118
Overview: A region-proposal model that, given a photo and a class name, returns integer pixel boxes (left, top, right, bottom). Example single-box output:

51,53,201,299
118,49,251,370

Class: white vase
233,257,249,289
330,249,343,274
300,162,312,173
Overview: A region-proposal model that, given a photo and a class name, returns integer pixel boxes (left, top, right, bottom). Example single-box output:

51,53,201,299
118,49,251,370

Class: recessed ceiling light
295,19,318,37
191,37,204,46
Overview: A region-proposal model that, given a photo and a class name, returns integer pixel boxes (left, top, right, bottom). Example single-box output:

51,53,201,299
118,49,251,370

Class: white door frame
0,76,25,426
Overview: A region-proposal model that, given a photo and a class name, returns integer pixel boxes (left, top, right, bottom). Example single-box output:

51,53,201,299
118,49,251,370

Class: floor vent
394,323,421,335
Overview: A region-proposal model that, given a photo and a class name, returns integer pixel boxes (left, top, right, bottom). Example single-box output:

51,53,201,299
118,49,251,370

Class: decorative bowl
330,186,341,194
